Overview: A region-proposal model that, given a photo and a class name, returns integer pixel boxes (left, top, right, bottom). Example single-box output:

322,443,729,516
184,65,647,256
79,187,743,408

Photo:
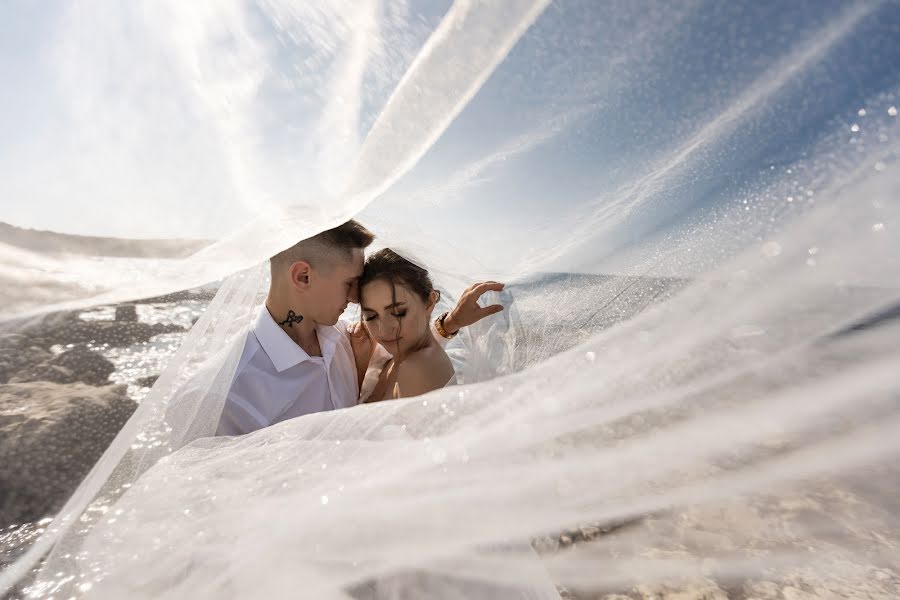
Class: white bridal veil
1,0,899,598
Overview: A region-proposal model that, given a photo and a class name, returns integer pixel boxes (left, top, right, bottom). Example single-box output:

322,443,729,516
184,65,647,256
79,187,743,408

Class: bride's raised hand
443,281,505,334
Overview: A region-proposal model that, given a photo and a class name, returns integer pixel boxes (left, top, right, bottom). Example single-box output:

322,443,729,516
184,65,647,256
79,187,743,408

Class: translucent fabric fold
2,0,899,598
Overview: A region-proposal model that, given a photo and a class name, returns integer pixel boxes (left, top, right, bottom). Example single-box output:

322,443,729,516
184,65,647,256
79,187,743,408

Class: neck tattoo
279,310,304,328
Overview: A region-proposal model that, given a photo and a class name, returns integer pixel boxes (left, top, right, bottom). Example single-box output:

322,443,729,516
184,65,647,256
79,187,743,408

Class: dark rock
136,288,217,304
0,334,28,350
50,345,116,386
5,345,116,387
20,318,184,349
0,345,53,384
29,337,53,349
9,364,77,385
0,382,136,528
136,375,159,388
114,304,138,322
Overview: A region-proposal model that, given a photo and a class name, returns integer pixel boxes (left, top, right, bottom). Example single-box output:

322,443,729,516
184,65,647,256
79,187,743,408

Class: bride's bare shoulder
394,346,454,399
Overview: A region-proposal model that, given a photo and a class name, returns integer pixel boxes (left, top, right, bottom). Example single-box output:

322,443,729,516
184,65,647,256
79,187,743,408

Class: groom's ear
289,260,312,290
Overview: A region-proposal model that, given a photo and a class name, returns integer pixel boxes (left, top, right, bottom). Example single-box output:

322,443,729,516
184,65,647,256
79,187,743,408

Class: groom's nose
347,280,359,304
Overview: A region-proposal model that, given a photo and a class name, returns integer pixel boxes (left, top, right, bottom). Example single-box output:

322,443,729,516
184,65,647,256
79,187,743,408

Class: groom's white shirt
216,308,359,436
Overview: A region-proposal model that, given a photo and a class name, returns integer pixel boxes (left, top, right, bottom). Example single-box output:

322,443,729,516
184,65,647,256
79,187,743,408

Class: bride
349,248,501,403
347,248,560,599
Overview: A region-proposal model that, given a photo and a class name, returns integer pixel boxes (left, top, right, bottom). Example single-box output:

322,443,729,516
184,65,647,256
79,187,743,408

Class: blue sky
0,0,897,279
362,0,899,275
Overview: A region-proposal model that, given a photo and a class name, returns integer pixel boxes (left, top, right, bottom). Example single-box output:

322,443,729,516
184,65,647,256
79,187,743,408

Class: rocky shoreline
0,300,196,530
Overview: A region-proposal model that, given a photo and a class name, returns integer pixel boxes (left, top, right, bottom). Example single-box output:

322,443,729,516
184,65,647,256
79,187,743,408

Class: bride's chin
378,340,401,356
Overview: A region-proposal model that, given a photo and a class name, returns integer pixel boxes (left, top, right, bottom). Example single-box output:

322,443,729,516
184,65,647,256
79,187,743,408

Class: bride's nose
382,320,400,339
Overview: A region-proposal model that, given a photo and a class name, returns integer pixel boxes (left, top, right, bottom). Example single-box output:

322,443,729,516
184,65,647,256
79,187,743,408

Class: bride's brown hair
359,248,438,304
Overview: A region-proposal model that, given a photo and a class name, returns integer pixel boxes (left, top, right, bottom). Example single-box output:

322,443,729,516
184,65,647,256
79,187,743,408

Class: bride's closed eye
363,311,406,322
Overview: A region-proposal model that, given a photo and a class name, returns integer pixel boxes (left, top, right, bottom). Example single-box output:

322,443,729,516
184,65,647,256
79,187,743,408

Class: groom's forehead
350,247,365,277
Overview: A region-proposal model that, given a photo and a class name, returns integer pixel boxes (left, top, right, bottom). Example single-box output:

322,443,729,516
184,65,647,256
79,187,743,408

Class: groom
215,220,503,436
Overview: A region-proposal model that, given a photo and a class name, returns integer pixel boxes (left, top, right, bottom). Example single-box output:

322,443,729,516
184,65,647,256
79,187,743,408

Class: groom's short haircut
270,220,375,275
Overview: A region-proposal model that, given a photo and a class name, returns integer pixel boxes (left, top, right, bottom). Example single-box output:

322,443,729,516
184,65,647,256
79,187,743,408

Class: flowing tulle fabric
1,1,899,598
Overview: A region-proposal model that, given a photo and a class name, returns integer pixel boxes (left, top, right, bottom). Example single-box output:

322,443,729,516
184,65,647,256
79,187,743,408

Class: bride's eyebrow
360,301,406,312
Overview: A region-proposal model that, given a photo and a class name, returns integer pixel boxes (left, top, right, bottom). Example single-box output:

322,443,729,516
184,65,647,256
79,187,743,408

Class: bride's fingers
347,322,369,338
469,281,505,299
479,304,504,316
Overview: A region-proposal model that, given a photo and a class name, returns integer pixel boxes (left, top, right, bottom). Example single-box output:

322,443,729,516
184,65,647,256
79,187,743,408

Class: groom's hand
444,282,505,334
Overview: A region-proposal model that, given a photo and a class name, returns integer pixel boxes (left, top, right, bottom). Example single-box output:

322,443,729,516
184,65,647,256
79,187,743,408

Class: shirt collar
315,321,341,365
253,308,340,373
